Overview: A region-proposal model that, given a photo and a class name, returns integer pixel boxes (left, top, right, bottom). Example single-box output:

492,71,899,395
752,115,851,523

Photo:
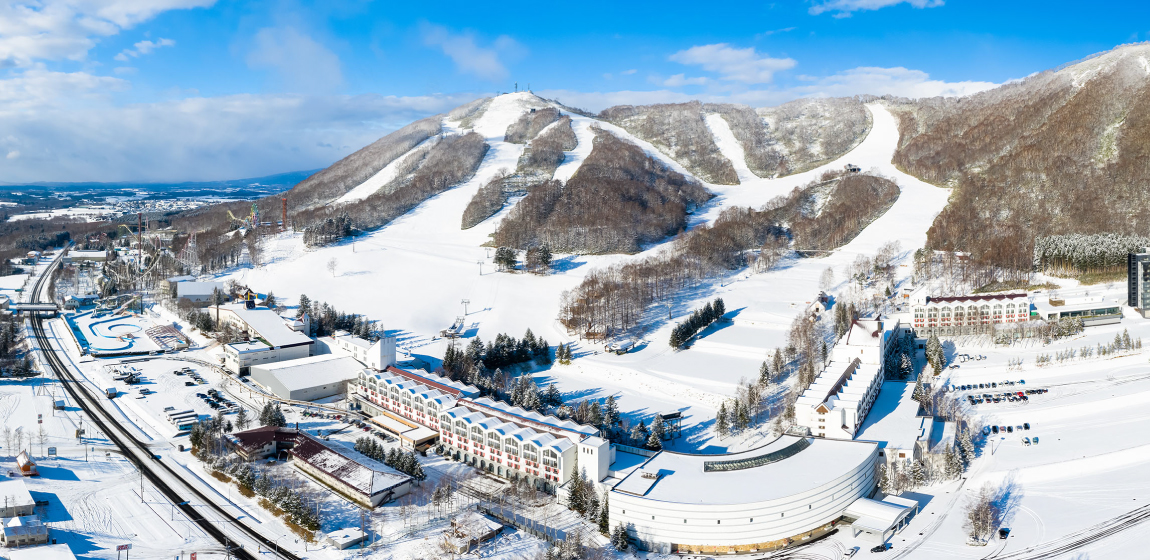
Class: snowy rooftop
9,543,76,560
253,354,363,391
461,396,599,440
381,366,479,397
844,495,917,534
441,406,575,453
176,281,224,298
612,435,877,505
1033,296,1121,316
216,303,312,348
226,340,271,354
796,358,881,412
0,479,34,509
854,383,929,451
335,333,375,350
291,433,410,497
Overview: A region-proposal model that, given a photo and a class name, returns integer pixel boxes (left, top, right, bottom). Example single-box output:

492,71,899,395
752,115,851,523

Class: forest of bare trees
756,97,873,176
600,101,739,184
791,173,900,251
504,107,560,143
492,128,711,254
557,172,895,338
285,116,442,212
293,132,488,246
558,193,799,338
890,45,1150,273
461,171,512,230
703,98,873,179
519,116,577,176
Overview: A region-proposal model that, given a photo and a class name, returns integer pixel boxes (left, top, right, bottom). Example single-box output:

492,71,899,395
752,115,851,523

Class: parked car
870,543,892,553
843,546,859,558
1023,437,1031,446
992,426,999,434
1023,423,1031,430
1032,437,1039,444
1007,426,1014,433
999,528,1010,539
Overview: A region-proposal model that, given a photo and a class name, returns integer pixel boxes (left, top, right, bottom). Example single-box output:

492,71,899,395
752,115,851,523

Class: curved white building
609,435,878,555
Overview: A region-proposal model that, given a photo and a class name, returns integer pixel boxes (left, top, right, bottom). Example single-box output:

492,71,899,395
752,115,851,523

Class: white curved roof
612,435,877,506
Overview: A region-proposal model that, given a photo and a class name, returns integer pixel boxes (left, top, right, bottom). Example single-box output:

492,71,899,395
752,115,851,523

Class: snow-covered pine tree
598,492,610,535
716,402,729,438
759,361,770,386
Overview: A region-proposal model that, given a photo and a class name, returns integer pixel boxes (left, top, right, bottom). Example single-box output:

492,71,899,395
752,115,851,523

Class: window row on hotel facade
350,369,606,492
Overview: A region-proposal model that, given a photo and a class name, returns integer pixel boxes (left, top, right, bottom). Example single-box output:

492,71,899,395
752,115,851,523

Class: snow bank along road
32,252,298,560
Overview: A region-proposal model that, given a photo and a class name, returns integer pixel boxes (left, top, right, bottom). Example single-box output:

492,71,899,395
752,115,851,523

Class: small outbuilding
14,451,37,477
325,527,367,550
843,495,919,544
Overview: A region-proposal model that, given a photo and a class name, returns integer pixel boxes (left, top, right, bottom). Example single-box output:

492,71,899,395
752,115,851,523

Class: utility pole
477,261,483,276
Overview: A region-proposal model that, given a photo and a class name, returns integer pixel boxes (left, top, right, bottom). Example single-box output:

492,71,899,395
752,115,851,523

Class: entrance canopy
844,495,919,543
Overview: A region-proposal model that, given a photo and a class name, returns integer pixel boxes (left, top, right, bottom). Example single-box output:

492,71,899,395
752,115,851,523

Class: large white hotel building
350,366,610,491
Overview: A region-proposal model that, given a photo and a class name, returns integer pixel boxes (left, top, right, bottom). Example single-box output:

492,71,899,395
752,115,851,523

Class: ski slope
223,94,948,453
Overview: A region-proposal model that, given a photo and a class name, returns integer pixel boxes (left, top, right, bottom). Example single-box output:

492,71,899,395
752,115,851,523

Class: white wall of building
611,448,877,553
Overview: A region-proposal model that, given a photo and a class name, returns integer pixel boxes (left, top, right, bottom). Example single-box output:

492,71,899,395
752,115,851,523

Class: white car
843,546,859,558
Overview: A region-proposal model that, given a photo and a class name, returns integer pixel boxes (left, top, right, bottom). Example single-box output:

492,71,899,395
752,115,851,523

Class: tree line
353,437,427,480
1032,233,1150,275
668,297,725,348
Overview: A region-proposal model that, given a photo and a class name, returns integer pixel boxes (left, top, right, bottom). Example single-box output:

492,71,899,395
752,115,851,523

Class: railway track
30,251,302,560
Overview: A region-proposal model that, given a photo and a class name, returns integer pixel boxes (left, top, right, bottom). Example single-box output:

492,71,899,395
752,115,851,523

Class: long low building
795,318,903,440
350,366,611,492
227,427,412,507
290,432,412,508
610,435,879,555
250,354,364,401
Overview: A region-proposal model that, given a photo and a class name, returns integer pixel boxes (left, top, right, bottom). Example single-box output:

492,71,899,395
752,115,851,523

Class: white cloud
809,0,944,17
6,150,18,159
621,69,637,75
669,44,797,84
662,74,708,87
793,66,996,98
756,27,796,38
539,65,997,112
246,26,343,94
114,38,175,61
0,0,213,67
0,67,478,182
420,23,522,82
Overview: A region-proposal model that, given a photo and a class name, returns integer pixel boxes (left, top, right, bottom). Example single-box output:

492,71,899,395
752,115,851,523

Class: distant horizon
2,0,1147,183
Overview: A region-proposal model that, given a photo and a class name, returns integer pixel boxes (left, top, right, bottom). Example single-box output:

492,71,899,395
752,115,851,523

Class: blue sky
1,0,1147,183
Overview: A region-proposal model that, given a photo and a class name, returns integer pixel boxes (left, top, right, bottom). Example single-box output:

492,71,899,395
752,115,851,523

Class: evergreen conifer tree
759,361,770,386
716,402,729,438
598,492,610,535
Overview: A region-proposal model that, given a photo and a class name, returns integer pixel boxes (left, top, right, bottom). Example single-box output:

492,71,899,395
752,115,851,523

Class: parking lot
84,357,247,439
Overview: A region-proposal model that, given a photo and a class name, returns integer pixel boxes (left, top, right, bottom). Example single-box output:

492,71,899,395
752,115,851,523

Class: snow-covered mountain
891,43,1150,270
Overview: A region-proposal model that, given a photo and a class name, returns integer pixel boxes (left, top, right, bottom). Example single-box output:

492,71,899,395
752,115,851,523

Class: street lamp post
172,501,188,520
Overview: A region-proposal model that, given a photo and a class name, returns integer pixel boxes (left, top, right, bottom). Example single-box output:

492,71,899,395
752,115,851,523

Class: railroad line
30,251,302,560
